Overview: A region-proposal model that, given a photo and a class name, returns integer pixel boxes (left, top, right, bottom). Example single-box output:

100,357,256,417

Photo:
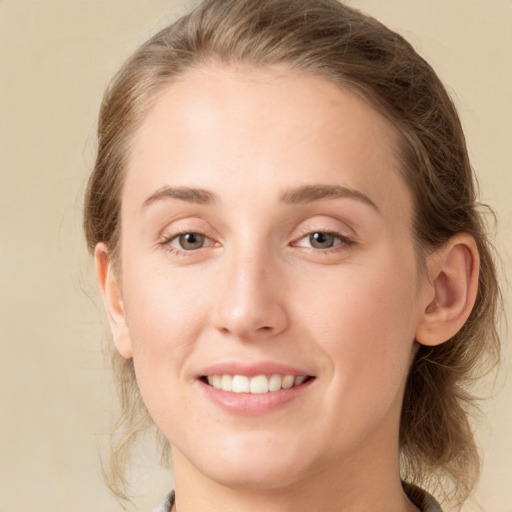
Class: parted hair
83,0,501,506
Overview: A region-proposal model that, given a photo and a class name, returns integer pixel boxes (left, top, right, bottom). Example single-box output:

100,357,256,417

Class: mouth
200,374,313,394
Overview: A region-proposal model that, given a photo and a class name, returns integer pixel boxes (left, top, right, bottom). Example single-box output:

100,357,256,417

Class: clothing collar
157,485,443,512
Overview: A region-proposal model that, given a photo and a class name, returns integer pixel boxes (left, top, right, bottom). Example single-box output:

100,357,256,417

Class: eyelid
157,217,221,258
157,215,217,242
289,214,357,254
294,212,356,233
293,215,355,238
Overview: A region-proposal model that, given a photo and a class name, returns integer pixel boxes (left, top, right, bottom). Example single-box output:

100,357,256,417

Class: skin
96,65,479,512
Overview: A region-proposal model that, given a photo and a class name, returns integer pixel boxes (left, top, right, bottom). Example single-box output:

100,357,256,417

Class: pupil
179,233,204,250
310,232,334,249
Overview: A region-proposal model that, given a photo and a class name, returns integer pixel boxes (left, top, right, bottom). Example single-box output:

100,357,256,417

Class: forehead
124,64,411,219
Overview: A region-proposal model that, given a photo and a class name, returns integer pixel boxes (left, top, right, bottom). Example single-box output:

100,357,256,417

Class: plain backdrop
0,1,510,511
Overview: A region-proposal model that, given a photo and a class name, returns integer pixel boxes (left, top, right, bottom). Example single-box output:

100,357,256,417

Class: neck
170,443,419,512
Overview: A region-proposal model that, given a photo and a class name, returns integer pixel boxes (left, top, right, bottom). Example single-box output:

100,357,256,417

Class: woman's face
108,65,431,489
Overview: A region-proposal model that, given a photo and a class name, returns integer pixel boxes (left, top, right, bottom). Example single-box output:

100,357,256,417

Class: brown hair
83,0,501,506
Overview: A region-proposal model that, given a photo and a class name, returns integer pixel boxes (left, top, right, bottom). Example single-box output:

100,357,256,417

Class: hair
83,0,501,506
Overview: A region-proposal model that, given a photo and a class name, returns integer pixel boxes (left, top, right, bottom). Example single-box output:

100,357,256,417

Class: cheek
120,271,212,433
297,249,419,386
122,252,208,337
120,265,209,391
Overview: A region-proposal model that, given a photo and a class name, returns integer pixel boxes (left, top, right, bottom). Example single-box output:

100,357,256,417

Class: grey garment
155,491,175,512
156,485,443,511
424,494,443,512
403,482,443,512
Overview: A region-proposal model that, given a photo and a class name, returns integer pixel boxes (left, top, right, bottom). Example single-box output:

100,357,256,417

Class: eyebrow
143,186,216,208
142,183,379,211
279,184,379,212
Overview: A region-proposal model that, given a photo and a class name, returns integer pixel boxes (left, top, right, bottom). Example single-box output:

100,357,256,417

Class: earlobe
415,234,479,347
94,243,133,359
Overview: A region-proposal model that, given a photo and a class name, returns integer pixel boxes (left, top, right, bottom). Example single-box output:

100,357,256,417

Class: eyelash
160,231,216,257
292,231,355,254
159,230,355,257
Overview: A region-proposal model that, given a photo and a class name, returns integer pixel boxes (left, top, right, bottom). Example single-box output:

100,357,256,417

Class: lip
196,361,315,415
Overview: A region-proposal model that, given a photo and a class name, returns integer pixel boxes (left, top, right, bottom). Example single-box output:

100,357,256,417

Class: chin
178,433,323,492
205,460,310,491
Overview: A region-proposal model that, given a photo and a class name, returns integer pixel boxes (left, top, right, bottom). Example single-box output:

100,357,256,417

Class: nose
212,249,289,341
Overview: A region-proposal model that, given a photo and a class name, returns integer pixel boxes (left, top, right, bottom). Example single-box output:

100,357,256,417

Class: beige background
0,1,510,511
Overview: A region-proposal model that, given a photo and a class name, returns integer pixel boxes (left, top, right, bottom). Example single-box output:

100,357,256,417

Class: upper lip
198,361,314,378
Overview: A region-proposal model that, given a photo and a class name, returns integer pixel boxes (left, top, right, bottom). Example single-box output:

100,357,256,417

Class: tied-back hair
83,0,501,506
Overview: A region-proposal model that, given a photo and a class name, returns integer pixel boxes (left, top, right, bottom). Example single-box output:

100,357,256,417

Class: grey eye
177,233,205,250
309,232,336,249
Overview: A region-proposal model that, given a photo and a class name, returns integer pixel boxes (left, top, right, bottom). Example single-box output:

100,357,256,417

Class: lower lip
198,378,314,415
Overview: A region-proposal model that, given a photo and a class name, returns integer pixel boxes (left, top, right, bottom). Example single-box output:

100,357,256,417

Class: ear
415,233,479,347
94,243,133,359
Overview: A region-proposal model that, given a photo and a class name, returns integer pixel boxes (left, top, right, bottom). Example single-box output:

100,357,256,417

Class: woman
83,0,501,510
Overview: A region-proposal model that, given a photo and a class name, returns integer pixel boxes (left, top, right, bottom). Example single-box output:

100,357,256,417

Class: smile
203,374,310,394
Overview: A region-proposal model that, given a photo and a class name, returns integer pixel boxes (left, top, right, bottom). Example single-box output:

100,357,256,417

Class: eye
308,232,337,249
166,232,213,252
177,233,205,250
294,231,353,250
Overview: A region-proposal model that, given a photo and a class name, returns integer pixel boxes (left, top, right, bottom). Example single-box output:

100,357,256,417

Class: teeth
231,375,249,393
281,375,295,389
268,374,282,392
205,374,309,394
221,374,233,392
250,375,269,394
294,375,307,386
